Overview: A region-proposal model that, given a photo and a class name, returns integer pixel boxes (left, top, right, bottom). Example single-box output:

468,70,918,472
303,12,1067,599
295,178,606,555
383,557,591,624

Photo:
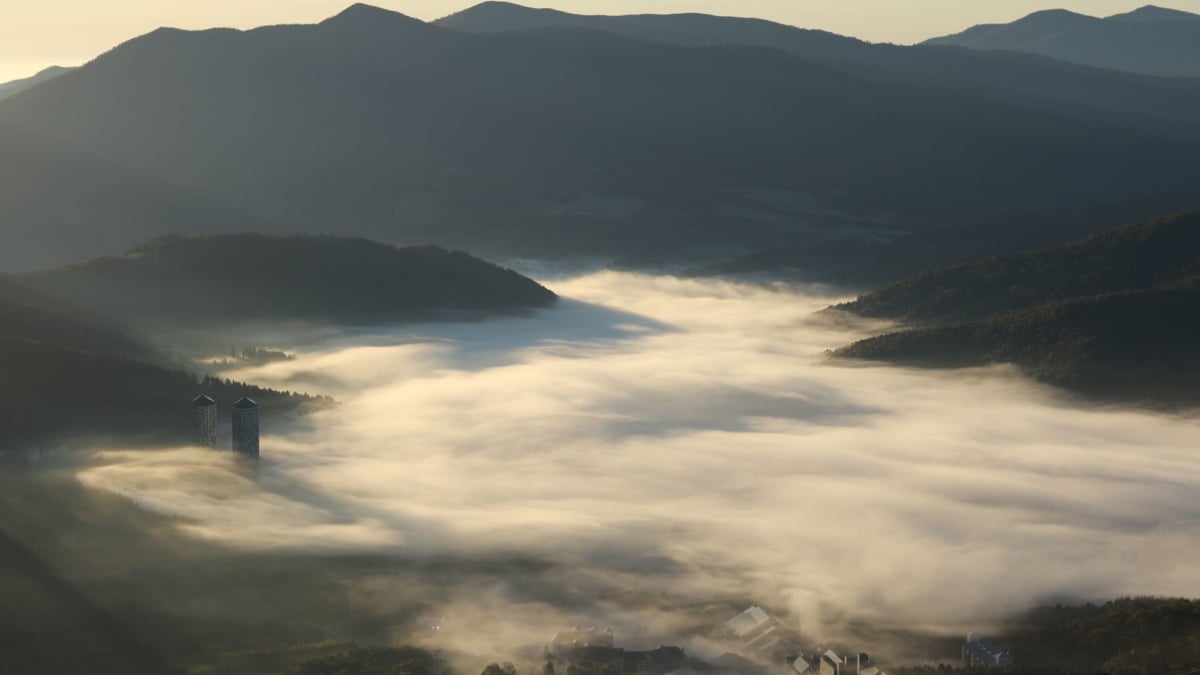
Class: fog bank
78,271,1200,640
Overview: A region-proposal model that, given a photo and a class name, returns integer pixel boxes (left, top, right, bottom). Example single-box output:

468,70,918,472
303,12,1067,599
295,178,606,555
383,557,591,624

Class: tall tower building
232,397,260,458
190,395,217,449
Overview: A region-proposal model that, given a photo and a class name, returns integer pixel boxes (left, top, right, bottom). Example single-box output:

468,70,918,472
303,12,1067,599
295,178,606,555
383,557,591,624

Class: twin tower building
190,395,260,458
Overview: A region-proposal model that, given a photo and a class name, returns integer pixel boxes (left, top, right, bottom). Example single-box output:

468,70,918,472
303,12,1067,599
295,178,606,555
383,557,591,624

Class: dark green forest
834,213,1200,406
0,273,156,360
0,337,316,447
22,234,557,328
836,213,1200,325
893,597,1200,675
0,273,316,448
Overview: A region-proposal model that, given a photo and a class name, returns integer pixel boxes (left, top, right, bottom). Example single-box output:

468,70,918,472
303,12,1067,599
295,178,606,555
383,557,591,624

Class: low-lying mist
76,271,1200,656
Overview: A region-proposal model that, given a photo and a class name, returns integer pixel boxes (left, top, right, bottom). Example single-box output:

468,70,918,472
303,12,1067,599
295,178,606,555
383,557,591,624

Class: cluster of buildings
543,611,891,675
549,627,686,674
724,606,884,675
540,613,1014,675
962,634,1014,668
721,607,1016,674
190,394,260,458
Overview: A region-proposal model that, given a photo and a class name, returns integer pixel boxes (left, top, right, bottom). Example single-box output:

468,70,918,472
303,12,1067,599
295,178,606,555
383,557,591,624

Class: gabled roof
191,395,216,406
233,397,259,409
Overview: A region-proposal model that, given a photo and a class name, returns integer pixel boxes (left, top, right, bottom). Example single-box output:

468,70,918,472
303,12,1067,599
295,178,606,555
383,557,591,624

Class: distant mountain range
833,213,1200,407
1,3,1199,273
925,5,1200,77
21,234,557,328
0,65,72,101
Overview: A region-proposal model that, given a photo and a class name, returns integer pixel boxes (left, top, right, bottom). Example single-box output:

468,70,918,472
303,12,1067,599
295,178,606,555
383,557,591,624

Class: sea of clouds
77,271,1200,646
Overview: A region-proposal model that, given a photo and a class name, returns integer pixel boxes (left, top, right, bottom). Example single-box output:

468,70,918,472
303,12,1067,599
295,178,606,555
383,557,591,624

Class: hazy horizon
1,0,1197,84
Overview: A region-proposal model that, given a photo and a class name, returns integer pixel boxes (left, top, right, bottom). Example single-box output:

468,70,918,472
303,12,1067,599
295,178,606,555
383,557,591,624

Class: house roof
191,395,216,406
726,606,772,637
963,639,1012,664
233,397,259,409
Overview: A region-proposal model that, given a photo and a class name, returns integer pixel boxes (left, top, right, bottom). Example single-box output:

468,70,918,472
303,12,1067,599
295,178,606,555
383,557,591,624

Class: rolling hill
21,234,558,328
0,4,1198,271
925,5,1200,77
832,213,1200,406
835,212,1200,324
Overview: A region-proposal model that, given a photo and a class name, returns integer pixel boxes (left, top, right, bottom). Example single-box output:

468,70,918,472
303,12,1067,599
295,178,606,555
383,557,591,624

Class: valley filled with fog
75,271,1200,653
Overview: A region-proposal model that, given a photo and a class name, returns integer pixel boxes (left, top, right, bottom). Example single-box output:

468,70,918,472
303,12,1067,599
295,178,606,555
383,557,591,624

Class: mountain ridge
1,4,1199,271
1107,4,1200,22
925,5,1200,76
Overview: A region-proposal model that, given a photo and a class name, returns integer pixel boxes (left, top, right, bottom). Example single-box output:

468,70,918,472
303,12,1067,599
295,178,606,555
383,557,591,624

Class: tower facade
190,395,217,449
232,397,260,458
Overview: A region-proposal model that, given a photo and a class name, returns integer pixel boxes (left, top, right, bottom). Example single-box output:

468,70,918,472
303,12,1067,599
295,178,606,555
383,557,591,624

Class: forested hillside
833,214,1200,406
925,5,1200,77
0,274,155,361
836,213,1200,324
0,275,315,448
895,597,1200,674
23,234,557,328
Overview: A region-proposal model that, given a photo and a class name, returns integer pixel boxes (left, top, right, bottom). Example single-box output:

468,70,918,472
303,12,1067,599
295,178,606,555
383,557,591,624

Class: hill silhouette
925,5,1200,77
1,4,1199,269
438,2,1200,135
0,66,72,101
22,234,557,328
833,213,1200,406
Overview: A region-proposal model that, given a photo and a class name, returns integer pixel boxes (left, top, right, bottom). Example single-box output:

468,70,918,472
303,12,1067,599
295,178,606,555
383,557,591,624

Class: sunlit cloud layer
78,271,1200,635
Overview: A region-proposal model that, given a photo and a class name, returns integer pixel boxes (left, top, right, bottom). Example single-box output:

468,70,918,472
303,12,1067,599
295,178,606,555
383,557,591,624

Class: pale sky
2,0,1198,83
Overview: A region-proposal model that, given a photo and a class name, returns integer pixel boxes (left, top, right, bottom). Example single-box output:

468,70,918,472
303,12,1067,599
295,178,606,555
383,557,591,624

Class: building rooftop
963,637,1013,667
726,605,772,637
233,397,259,409
191,395,216,406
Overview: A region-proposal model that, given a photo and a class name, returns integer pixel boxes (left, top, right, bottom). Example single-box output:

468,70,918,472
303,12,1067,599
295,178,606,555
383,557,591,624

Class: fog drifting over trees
77,271,1200,645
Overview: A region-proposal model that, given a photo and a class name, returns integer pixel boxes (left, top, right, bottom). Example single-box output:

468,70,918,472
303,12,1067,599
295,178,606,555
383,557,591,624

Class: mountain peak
1107,4,1200,23
323,3,426,29
1017,8,1095,24
439,1,571,30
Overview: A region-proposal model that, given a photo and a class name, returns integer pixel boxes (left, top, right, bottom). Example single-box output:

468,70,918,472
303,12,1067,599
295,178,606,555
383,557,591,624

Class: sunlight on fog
78,272,1200,634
